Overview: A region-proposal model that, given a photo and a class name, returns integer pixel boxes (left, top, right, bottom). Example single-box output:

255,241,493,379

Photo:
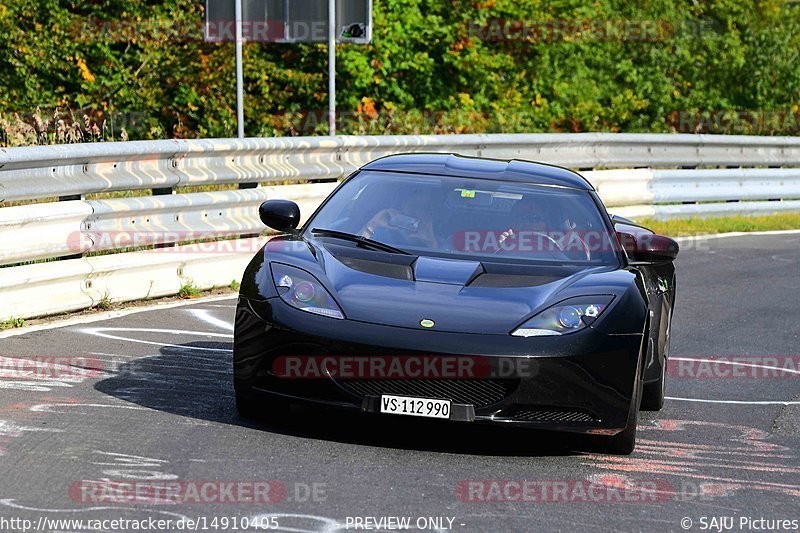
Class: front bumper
234,297,643,435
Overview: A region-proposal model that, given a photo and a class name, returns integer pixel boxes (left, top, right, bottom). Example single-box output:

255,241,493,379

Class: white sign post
235,0,244,138
328,0,336,135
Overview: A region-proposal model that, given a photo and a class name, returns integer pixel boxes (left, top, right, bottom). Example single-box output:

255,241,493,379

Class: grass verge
634,213,800,237
0,318,26,330
178,280,202,299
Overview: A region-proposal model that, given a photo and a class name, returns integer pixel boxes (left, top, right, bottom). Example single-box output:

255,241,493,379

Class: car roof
360,153,594,191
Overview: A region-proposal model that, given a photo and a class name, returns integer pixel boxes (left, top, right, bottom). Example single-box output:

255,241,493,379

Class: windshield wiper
310,228,410,255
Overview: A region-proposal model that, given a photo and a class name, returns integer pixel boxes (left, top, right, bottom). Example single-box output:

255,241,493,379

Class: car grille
336,378,517,408
510,408,598,423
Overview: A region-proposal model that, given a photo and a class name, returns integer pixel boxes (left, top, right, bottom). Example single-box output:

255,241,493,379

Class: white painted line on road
89,351,135,358
0,381,74,392
667,397,800,405
188,308,234,332
0,420,65,436
672,356,800,376
30,402,151,413
0,294,237,339
80,327,232,352
668,356,800,405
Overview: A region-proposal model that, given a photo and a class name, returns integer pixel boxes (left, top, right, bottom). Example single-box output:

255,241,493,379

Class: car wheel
235,390,290,422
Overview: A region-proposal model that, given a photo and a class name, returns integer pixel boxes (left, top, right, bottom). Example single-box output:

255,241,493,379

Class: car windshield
305,171,620,266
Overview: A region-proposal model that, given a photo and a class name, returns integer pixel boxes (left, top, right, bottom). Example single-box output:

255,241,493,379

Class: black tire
235,390,290,422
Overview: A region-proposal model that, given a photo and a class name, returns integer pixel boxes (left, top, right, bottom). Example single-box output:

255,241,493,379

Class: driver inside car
496,196,551,252
359,189,438,248
498,196,595,260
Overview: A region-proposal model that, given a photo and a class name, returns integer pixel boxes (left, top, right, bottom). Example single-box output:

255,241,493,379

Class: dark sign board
205,0,372,43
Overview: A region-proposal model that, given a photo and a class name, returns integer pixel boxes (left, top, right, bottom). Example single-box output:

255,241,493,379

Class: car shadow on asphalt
94,341,623,457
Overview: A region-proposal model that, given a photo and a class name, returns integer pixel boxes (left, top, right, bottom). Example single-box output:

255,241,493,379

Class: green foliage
178,280,201,299
96,292,113,310
0,317,25,330
1,0,798,144
636,212,800,237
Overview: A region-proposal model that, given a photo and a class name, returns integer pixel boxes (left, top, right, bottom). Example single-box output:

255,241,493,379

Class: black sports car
233,153,678,454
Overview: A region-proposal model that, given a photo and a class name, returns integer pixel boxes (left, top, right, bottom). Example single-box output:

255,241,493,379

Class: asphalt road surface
1,233,799,533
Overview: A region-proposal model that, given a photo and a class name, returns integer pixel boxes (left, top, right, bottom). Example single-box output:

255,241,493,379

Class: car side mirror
259,200,301,232
617,232,679,264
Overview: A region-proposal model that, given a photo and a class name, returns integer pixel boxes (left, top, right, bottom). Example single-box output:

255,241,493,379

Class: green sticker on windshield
461,189,476,198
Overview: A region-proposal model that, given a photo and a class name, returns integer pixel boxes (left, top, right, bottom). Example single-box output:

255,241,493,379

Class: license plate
380,395,451,419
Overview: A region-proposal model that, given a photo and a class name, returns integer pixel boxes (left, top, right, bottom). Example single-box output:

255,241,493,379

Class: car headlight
511,296,614,337
271,263,345,319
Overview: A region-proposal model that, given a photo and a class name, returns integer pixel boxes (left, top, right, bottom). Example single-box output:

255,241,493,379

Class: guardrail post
58,191,85,259
58,194,84,202
239,183,259,237
152,185,175,248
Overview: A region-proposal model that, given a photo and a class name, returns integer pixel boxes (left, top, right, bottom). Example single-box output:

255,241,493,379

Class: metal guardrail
1,132,799,320
0,183,337,265
3,133,800,201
